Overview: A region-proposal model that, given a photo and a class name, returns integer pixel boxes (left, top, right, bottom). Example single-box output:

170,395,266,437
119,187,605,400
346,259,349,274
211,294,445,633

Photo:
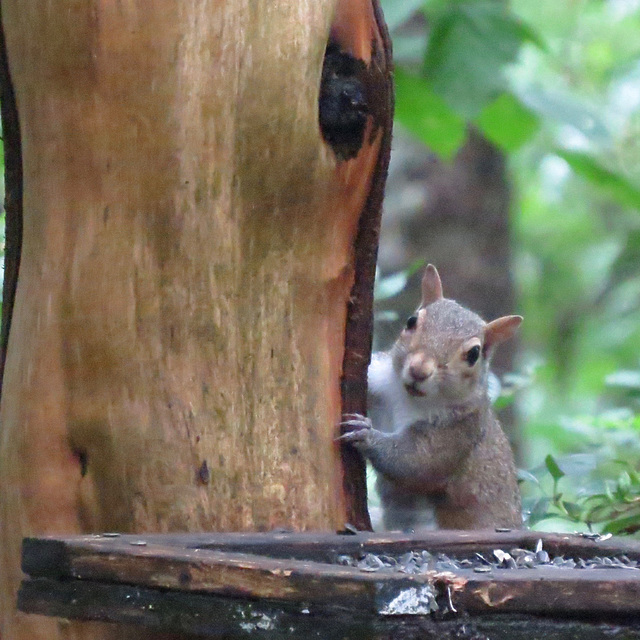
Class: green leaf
611,230,640,281
474,92,540,152
582,493,611,506
394,67,466,159
605,481,615,502
374,260,426,301
375,271,410,300
405,258,428,278
515,85,610,145
562,501,583,520
617,471,632,496
552,453,598,477
625,466,640,487
586,501,620,524
506,15,548,52
517,469,540,486
555,150,640,210
493,393,515,410
374,310,400,323
603,511,640,535
545,454,565,481
422,2,543,117
527,497,551,525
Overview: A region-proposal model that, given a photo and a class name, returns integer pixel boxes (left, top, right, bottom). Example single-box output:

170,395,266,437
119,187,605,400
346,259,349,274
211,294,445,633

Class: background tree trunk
0,1,392,638
378,130,516,368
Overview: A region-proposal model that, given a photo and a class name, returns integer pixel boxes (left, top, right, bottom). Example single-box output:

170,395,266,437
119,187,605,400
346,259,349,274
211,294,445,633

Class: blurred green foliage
381,0,640,533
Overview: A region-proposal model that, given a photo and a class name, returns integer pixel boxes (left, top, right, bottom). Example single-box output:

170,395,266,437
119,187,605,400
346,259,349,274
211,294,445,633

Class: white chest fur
367,352,450,433
367,352,438,530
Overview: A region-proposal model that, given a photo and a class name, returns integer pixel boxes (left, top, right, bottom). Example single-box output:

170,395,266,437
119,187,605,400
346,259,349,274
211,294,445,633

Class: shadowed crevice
0,4,23,396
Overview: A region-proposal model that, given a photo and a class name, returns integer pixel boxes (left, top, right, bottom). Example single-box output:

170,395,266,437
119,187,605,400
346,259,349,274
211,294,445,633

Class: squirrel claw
335,429,369,444
340,413,372,427
339,414,372,432
336,413,373,444
340,418,372,429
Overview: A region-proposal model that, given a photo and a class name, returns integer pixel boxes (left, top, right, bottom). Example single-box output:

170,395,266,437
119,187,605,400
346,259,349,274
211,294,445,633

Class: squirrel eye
465,344,481,366
405,315,418,331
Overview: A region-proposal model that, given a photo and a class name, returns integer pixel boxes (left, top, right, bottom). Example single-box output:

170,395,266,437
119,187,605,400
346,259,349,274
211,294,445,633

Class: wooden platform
18,530,640,639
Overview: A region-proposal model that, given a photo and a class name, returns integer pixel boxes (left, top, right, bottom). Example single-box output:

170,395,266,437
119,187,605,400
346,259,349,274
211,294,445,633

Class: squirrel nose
407,356,436,382
409,364,429,382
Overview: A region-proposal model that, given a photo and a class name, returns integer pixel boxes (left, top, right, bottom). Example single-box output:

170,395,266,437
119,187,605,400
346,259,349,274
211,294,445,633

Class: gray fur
345,271,522,532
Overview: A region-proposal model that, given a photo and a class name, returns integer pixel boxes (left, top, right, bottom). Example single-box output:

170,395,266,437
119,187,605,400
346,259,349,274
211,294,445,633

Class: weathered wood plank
453,566,640,614
184,529,640,560
20,534,640,617
18,577,373,640
23,529,640,568
28,542,388,608
18,577,640,640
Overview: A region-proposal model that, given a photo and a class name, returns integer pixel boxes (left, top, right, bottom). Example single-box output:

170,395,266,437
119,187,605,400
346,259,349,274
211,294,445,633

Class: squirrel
339,264,522,531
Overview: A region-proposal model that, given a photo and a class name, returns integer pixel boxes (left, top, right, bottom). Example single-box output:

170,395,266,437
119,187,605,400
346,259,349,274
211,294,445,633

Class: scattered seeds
536,550,550,564
333,537,640,577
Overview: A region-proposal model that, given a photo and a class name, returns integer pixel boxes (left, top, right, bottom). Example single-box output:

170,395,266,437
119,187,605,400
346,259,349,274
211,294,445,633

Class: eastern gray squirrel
340,264,522,530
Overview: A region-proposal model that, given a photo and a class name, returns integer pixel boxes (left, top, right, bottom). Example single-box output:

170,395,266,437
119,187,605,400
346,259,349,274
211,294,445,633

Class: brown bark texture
0,1,22,392
0,1,392,639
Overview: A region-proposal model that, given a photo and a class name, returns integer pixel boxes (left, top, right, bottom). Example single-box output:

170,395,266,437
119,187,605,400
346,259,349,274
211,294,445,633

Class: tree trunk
0,1,392,638
0,2,22,392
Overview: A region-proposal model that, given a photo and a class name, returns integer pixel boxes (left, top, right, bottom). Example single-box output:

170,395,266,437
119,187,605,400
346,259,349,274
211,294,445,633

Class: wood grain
20,531,640,619
20,578,640,640
0,1,392,638
25,529,640,563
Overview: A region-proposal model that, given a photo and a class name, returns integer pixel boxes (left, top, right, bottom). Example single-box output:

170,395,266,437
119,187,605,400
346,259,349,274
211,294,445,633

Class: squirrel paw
336,413,374,446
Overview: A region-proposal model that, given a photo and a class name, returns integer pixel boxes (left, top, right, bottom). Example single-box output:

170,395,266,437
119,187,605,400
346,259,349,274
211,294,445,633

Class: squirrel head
391,264,522,407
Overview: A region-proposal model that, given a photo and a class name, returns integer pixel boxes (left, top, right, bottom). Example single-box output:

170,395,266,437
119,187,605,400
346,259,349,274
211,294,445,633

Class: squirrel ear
421,264,444,307
483,315,522,354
